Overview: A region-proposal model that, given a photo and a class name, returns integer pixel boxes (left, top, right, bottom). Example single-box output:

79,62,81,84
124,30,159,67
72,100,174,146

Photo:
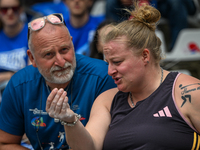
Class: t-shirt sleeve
0,79,25,136
96,74,116,97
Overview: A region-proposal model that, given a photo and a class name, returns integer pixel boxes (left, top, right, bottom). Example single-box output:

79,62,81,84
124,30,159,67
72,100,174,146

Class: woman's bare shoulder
95,88,119,108
175,73,200,132
98,88,119,100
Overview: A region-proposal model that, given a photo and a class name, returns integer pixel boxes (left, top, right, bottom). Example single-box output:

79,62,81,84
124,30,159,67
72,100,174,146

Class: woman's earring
147,61,149,64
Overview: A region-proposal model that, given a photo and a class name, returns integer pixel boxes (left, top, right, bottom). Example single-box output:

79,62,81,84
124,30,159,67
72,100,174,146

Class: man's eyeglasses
28,13,64,41
0,6,20,15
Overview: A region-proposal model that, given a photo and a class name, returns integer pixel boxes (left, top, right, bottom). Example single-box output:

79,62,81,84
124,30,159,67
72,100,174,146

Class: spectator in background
90,19,115,60
64,0,105,56
106,0,196,51
156,0,196,51
0,0,29,101
105,0,133,22
30,0,69,20
24,0,53,7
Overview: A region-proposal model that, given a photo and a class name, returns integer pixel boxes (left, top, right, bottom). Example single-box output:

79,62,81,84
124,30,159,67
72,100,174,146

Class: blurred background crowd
1,0,200,100
1,0,200,99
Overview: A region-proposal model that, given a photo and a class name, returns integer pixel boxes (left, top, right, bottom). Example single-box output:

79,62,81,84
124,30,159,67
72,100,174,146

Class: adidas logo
153,106,172,117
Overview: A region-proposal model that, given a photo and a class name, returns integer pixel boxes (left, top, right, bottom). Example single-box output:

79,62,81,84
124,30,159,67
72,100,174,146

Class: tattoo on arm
179,83,200,90
179,83,200,107
181,95,191,107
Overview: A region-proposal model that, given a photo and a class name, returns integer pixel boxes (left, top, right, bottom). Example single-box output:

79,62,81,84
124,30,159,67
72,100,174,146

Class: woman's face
0,0,22,27
104,36,145,92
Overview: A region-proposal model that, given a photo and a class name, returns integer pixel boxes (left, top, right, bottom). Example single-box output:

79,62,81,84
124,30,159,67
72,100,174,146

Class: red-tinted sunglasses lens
30,18,45,31
47,14,63,24
29,14,63,31
0,6,20,14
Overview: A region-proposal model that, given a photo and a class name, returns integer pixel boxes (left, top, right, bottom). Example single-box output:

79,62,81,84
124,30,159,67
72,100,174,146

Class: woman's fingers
47,88,65,117
46,88,58,112
54,91,67,117
61,97,70,112
46,88,73,122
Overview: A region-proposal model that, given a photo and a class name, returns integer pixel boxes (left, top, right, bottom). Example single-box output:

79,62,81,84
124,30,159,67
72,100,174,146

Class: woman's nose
108,64,117,76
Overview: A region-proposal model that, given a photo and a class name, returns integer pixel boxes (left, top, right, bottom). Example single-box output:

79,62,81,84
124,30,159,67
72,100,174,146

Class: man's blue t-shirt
65,15,105,56
0,54,116,150
0,24,29,72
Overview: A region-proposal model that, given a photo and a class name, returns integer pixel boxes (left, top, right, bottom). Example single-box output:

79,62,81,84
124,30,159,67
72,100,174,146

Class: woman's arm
174,73,200,133
46,88,118,150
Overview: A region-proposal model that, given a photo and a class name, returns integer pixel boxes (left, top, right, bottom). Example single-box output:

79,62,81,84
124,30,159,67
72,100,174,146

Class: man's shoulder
10,65,41,86
75,54,108,76
76,54,106,66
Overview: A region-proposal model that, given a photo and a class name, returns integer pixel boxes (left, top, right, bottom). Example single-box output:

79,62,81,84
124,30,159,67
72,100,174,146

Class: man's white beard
37,57,76,84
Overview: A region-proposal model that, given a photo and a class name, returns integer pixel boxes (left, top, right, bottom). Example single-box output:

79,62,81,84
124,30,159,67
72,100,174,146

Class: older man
0,13,116,150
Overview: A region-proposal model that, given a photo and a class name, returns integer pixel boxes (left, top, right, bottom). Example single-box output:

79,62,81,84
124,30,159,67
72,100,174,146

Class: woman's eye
113,61,121,65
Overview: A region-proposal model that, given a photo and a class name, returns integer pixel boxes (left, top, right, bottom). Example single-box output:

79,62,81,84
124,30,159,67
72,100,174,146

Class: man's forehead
33,24,69,37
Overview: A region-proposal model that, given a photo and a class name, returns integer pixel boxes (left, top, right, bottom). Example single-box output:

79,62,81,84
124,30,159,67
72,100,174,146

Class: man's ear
27,49,37,68
142,48,150,65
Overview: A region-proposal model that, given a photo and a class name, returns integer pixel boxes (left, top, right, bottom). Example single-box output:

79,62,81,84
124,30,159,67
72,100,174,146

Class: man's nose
54,54,66,67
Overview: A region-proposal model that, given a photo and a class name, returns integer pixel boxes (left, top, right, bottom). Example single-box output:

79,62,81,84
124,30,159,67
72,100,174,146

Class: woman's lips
113,77,121,85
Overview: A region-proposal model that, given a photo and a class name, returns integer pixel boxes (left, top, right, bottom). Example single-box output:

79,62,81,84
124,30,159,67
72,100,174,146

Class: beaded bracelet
60,113,81,127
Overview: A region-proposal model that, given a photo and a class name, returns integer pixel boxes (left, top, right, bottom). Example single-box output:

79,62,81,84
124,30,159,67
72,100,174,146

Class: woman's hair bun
129,3,161,31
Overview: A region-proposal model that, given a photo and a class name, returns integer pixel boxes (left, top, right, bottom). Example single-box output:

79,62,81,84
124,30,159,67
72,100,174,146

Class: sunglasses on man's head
0,6,20,15
28,13,64,31
28,13,64,41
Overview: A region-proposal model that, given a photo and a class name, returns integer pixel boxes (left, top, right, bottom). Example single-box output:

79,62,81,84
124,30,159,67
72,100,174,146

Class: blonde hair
104,2,162,64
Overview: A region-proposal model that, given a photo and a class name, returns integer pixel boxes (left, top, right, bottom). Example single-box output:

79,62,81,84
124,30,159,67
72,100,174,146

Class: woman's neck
130,66,165,103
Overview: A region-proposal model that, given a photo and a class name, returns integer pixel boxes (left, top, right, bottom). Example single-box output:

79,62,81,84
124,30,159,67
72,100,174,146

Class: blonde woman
46,2,200,150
